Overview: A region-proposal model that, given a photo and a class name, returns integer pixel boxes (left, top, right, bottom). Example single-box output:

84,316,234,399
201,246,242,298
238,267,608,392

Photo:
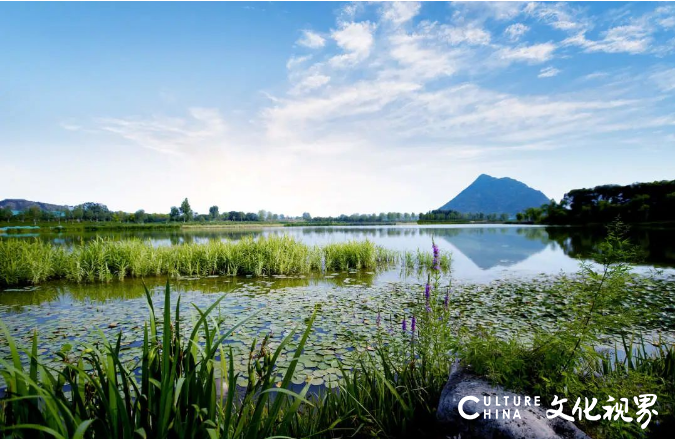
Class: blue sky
1,1,674,216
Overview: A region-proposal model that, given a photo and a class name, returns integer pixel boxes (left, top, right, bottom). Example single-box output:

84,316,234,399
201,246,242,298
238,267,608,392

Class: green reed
0,282,324,439
0,236,421,286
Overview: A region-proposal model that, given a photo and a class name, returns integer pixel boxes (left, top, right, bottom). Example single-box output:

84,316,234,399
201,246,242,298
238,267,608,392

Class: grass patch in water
0,236,449,286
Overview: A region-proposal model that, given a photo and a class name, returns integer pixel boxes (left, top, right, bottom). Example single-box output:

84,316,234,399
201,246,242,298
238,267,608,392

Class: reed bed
0,236,412,286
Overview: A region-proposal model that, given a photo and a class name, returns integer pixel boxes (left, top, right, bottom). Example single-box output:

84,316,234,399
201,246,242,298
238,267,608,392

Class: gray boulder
437,362,591,439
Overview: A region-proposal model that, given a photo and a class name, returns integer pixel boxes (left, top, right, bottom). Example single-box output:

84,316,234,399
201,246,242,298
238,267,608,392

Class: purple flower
425,303,432,313
444,291,449,310
432,242,441,270
424,282,431,301
402,317,407,332
411,315,416,333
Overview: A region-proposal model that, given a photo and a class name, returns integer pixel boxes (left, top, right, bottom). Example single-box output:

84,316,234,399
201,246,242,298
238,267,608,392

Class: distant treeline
419,210,510,222
305,212,419,224
1,197,419,226
0,199,291,225
517,179,675,224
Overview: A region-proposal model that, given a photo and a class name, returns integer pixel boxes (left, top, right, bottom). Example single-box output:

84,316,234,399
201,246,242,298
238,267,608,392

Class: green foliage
419,209,510,222
530,179,675,224
0,244,457,439
454,221,674,438
179,198,193,222
0,282,324,439
0,237,440,286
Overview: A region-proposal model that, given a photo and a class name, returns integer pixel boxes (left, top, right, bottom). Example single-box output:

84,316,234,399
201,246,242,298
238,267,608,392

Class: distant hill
439,174,550,216
0,199,70,212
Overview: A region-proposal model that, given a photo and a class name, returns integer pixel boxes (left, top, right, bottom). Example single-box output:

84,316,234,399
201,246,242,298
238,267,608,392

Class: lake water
2,224,674,391
3,224,675,284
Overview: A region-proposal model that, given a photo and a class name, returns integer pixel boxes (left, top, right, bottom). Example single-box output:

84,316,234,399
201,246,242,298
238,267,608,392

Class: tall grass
0,280,453,439
0,282,323,438
0,237,409,286
454,221,675,438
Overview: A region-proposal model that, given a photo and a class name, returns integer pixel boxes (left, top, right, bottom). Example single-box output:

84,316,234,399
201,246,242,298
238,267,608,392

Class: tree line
0,199,289,225
304,212,419,223
419,210,510,222
1,198,418,225
516,179,675,224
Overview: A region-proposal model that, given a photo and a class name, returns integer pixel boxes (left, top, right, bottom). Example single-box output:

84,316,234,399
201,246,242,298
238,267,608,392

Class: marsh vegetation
0,223,674,438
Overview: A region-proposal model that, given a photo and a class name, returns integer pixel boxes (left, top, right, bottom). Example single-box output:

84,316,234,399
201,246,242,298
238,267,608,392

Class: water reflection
546,226,675,268
3,225,675,282
432,227,551,269
0,271,381,312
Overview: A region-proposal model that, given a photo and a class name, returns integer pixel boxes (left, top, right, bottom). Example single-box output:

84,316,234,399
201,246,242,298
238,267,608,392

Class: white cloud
439,25,491,46
329,21,377,67
583,71,609,81
469,1,525,21
564,24,652,54
286,55,311,70
525,2,587,32
387,33,457,79
538,66,561,78
381,2,421,26
297,30,326,49
498,42,556,64
289,73,331,95
504,23,529,41
655,6,675,29
96,108,226,156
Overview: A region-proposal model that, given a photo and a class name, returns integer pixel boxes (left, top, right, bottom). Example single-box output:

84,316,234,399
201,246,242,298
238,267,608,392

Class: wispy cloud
497,42,556,64
564,26,651,54
96,108,227,156
504,23,529,41
297,30,326,49
538,66,561,78
651,68,675,92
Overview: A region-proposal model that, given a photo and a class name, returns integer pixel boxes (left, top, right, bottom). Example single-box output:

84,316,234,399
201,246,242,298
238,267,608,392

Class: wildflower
432,242,441,271
444,291,449,309
411,315,416,333
426,303,431,313
424,282,431,301
402,317,407,332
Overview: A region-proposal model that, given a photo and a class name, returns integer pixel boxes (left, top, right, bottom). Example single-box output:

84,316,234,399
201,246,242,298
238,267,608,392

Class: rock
437,361,590,439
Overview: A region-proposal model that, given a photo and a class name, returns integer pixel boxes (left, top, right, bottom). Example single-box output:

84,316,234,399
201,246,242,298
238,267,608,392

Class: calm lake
3,224,675,282
2,224,674,389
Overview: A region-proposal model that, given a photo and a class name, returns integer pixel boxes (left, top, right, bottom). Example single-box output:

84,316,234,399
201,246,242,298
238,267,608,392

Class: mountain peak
438,175,549,216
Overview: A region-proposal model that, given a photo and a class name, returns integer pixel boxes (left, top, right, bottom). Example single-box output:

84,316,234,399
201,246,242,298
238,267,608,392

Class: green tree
26,205,42,225
0,206,13,223
209,205,219,220
134,209,146,224
302,212,312,221
258,209,267,222
180,198,192,222
169,206,180,221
